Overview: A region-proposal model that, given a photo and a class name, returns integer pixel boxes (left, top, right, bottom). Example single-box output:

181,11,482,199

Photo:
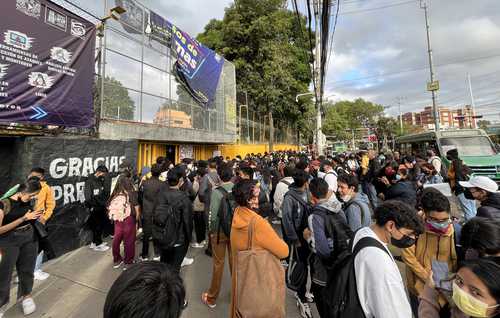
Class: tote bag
235,218,286,318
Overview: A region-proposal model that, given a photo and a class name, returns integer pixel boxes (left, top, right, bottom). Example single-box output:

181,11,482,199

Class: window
142,64,170,98
105,50,142,90
440,137,497,156
106,29,142,60
142,93,169,124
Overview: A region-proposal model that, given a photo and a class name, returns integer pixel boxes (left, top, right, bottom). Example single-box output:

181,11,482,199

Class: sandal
201,292,216,309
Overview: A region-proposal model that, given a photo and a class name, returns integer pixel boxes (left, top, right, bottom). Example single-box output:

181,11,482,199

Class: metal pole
313,0,323,155
421,0,440,131
467,73,476,128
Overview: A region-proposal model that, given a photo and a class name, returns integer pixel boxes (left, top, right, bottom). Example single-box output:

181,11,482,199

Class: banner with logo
145,8,224,108
0,0,96,127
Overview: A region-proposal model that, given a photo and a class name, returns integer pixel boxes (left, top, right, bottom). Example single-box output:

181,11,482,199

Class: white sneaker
93,243,109,252
297,299,312,318
181,257,194,267
14,276,19,284
152,256,160,261
89,243,96,249
113,261,124,269
190,242,204,248
22,297,36,316
34,270,50,281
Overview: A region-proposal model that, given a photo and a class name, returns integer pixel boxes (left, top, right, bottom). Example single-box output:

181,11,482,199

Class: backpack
216,187,237,240
152,198,182,249
321,236,391,318
107,194,132,221
284,190,312,236
343,199,371,228
199,175,216,204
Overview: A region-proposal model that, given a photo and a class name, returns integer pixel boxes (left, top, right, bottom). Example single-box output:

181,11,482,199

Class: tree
197,0,314,145
375,117,398,150
95,77,136,120
322,98,384,143
478,120,491,130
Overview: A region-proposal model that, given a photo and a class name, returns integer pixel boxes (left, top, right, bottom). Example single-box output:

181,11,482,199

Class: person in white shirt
427,149,442,176
318,160,338,193
273,165,295,220
353,200,424,318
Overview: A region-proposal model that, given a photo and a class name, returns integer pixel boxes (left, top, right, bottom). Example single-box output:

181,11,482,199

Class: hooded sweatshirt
401,224,457,307
230,206,288,318
477,192,500,219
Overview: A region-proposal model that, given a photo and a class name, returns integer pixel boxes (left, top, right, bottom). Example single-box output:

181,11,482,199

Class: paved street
4,237,317,318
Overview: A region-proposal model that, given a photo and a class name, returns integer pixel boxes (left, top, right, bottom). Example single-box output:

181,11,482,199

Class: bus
396,129,500,183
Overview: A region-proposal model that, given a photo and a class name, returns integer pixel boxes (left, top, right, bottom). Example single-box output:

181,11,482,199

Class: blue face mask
395,174,402,181
428,220,450,230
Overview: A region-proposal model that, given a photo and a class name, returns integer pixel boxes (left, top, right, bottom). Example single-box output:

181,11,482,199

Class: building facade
400,105,477,130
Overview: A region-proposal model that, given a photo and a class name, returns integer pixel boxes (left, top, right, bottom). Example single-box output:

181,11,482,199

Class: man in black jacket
154,167,193,272
460,176,500,219
139,164,163,261
84,165,110,252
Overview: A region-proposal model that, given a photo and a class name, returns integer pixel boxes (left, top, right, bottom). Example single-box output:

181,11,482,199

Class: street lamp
97,6,126,126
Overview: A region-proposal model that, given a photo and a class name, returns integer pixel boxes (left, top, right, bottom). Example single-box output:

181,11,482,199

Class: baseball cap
459,176,499,193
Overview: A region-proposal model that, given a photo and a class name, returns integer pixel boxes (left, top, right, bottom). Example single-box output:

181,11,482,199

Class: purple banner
0,0,96,127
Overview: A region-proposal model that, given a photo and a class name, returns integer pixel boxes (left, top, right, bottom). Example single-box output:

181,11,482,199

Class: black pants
141,213,159,258
193,211,206,243
159,244,189,273
0,226,38,307
88,208,106,245
289,243,311,303
312,283,327,318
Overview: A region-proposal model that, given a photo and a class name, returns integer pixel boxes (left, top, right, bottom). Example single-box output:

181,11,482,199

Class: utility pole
420,0,440,131
467,73,477,128
396,96,406,134
313,0,324,155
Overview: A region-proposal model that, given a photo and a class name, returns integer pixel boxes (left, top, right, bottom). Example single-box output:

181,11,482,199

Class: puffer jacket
477,192,500,219
401,225,457,307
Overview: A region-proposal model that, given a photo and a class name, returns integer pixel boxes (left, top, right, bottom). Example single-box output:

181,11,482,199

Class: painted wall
218,143,300,159
0,137,138,257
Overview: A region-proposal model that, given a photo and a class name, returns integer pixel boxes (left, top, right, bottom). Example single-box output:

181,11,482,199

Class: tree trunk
269,110,274,152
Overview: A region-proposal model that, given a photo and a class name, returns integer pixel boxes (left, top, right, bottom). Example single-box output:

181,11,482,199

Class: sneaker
113,261,123,269
34,270,50,281
22,297,36,316
272,219,281,225
94,243,110,252
181,257,194,267
14,276,19,284
89,243,96,249
281,260,289,268
138,256,148,262
152,256,160,261
297,299,312,318
190,242,204,248
305,292,314,303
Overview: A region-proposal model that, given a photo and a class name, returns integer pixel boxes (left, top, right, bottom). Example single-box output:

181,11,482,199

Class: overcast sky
143,0,500,122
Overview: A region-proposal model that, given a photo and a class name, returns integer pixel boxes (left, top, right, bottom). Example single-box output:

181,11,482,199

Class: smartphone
432,259,452,291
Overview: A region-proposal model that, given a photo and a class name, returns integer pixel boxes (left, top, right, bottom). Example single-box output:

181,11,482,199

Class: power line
324,52,500,87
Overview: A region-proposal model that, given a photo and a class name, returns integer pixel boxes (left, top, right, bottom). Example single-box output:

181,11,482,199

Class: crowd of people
1,147,500,318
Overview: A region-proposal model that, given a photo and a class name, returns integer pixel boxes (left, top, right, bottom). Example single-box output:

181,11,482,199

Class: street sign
427,81,440,91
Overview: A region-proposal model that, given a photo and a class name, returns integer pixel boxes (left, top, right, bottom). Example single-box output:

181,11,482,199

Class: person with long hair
420,258,500,318
0,179,42,317
108,176,140,270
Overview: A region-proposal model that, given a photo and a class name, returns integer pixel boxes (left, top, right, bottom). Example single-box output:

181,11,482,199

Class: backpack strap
352,236,391,259
280,179,291,187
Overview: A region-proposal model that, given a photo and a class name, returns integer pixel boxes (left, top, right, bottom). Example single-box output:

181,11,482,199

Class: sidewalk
4,240,311,317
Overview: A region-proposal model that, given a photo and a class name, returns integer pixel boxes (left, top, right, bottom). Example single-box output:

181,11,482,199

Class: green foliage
323,98,384,141
197,0,314,129
95,77,135,120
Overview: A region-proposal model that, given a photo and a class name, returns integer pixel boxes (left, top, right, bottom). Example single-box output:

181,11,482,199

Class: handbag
286,244,308,292
33,220,48,239
235,218,286,318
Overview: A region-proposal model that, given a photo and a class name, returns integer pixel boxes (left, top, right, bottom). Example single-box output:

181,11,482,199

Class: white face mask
169,164,174,170
187,163,193,170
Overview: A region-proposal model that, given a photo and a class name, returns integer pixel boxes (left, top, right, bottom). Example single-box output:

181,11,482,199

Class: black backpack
216,187,237,240
284,190,312,236
152,198,182,249
321,236,391,318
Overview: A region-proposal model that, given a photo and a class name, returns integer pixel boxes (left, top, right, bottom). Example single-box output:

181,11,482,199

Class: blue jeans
457,193,476,221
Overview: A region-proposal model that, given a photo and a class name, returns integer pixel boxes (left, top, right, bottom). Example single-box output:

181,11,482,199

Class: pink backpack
108,194,131,221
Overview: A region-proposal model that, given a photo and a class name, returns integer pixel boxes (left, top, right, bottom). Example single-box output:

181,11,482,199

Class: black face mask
390,233,416,248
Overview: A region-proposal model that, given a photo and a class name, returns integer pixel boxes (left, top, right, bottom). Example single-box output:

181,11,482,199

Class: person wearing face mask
337,174,371,232
460,176,500,219
419,258,500,318
353,200,424,318
402,188,457,317
0,179,43,317
381,167,417,207
460,217,500,263
84,165,111,252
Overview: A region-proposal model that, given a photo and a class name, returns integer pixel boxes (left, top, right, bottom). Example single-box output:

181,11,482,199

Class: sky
143,0,500,123
60,0,500,123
